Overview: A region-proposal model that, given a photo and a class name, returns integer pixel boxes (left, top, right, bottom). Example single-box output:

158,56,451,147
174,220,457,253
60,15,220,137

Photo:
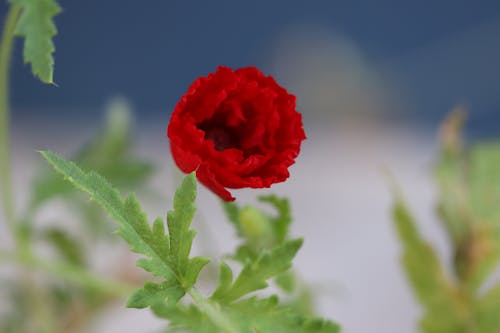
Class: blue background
3,0,500,133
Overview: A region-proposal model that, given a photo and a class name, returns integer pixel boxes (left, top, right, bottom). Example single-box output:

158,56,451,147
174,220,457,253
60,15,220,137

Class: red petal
196,163,235,201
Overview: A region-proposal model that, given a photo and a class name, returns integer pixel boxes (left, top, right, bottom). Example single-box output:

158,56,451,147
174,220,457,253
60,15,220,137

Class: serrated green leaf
155,295,339,333
12,0,61,83
127,281,184,309
41,152,209,301
223,296,340,333
154,303,217,333
40,151,339,332
213,239,303,303
41,150,177,280
167,174,198,276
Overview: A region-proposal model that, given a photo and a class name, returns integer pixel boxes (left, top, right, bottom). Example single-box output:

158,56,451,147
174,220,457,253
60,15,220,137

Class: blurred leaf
454,225,500,292
41,227,86,266
434,110,500,291
438,106,466,156
222,201,240,233
275,271,296,293
28,98,154,243
475,283,500,333
259,195,292,244
30,171,74,210
434,108,470,244
393,197,467,333
71,200,114,237
12,0,61,83
76,98,132,164
468,143,500,224
31,98,153,210
223,195,294,264
435,151,469,244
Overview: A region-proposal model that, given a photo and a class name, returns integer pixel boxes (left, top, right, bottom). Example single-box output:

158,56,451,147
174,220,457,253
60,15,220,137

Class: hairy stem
0,4,21,239
0,250,136,297
187,287,240,333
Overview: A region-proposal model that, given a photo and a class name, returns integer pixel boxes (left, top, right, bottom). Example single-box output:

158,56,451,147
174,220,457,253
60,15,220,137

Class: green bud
238,206,272,241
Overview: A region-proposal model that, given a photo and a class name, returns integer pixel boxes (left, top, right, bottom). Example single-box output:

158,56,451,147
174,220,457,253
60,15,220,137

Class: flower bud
238,206,272,241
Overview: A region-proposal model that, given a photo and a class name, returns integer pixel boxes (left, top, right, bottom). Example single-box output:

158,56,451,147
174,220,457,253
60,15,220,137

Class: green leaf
12,0,61,83
211,262,234,300
41,151,211,314
393,197,466,333
41,151,175,279
184,256,211,288
275,271,295,293
212,238,303,303
41,151,339,332
127,281,184,309
40,151,209,291
155,296,339,333
229,296,339,333
167,174,197,275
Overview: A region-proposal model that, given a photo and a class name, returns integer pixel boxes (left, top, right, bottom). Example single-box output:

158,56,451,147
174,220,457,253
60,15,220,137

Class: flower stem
187,287,240,333
0,250,136,297
0,4,21,239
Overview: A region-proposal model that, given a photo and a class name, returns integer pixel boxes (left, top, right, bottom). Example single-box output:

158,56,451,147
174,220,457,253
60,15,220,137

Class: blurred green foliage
393,109,500,333
0,99,154,333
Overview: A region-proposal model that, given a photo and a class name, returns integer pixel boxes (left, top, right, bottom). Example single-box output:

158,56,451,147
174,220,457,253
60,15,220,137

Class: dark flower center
201,125,238,151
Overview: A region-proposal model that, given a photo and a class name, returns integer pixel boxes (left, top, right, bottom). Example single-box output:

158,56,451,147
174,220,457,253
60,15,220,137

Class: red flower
167,66,305,201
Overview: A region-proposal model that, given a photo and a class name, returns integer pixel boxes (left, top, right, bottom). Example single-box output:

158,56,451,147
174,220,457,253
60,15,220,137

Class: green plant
393,109,500,333
0,2,338,332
